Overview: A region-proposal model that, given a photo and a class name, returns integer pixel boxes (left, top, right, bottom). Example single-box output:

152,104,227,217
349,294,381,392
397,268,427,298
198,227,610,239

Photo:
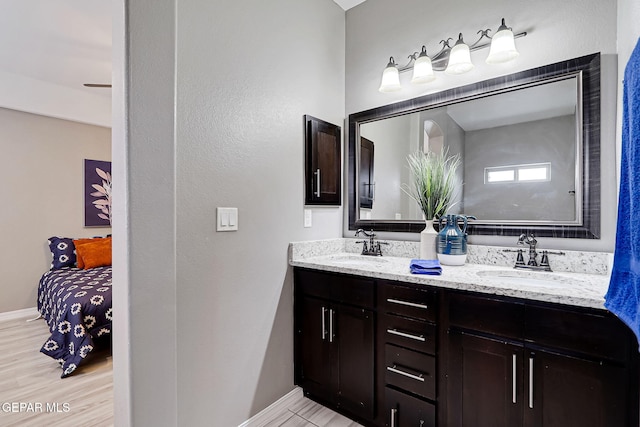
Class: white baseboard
0,307,39,322
238,387,303,427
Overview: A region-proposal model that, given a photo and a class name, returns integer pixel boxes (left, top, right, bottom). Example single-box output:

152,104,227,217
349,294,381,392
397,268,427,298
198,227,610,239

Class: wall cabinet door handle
529,356,534,409
314,169,321,197
386,298,428,310
387,365,425,382
321,307,326,341
512,354,517,404
386,328,426,342
390,408,397,427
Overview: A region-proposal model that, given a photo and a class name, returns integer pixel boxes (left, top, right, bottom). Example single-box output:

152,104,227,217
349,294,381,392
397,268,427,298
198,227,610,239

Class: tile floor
243,387,363,427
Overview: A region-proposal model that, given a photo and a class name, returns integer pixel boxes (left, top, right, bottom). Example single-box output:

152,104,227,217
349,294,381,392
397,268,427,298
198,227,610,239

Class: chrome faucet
505,233,565,272
518,233,538,266
355,229,388,256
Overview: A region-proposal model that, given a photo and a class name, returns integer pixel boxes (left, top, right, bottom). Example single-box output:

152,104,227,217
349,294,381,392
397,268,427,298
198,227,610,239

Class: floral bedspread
37,266,112,377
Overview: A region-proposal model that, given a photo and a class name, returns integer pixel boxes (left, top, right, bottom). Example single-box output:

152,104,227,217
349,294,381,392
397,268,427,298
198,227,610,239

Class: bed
38,236,112,377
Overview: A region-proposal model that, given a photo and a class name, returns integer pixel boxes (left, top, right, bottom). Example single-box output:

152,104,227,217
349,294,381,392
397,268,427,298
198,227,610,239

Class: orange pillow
72,238,99,269
74,237,112,269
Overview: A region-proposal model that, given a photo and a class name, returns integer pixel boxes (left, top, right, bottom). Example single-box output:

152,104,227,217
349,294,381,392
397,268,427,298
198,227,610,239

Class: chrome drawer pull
529,357,534,409
386,328,426,342
390,408,397,427
321,307,326,340
386,298,428,310
512,354,517,404
387,365,425,382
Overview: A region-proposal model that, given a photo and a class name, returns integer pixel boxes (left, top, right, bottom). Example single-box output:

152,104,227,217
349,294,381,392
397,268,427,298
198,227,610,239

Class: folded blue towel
410,259,442,275
605,37,640,349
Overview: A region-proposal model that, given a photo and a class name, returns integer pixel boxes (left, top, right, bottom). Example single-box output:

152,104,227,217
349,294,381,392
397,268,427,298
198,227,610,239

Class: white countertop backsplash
289,238,614,310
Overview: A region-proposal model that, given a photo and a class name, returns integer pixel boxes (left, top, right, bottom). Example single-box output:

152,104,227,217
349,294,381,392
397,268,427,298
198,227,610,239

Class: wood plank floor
0,313,361,427
0,313,113,427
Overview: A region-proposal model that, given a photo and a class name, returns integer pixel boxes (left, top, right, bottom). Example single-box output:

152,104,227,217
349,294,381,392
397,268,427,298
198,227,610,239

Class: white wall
0,108,111,313
345,0,619,252
113,0,345,425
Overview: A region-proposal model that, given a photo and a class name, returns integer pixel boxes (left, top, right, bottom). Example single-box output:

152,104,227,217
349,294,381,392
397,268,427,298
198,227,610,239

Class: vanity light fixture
378,18,526,92
445,34,474,75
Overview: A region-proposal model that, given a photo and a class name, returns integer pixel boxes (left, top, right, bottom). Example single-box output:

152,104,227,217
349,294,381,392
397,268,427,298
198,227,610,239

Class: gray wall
344,0,619,252
360,115,413,219
0,108,111,313
113,0,345,425
463,115,576,221
109,0,640,425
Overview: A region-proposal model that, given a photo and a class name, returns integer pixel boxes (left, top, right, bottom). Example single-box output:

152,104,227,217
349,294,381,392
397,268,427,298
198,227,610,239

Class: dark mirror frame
348,53,600,239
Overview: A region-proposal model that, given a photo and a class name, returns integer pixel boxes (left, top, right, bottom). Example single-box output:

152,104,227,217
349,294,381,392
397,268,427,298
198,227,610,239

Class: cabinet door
296,296,333,402
448,332,524,427
305,115,341,205
524,349,628,427
359,137,374,209
335,304,375,420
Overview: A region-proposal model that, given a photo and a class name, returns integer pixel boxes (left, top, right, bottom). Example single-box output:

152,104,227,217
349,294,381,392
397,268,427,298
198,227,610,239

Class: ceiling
1,0,364,128
333,0,367,10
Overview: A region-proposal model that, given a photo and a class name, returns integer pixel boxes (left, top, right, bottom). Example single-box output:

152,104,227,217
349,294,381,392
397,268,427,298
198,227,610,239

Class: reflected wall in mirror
348,53,600,238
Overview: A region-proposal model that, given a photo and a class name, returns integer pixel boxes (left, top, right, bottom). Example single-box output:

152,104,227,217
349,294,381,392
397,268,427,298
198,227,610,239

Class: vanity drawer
379,281,436,321
525,304,630,361
449,292,524,340
385,386,436,427
381,313,436,355
295,269,374,309
385,344,436,400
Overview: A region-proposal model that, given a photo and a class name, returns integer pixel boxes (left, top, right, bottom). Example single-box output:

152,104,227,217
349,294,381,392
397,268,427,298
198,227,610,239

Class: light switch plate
304,209,312,228
217,207,238,231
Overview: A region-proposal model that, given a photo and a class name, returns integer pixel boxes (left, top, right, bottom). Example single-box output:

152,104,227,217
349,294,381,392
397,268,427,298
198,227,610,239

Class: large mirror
348,53,600,238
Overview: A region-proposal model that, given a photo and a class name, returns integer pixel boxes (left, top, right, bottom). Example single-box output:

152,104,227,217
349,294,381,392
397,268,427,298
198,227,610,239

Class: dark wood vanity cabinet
304,115,341,205
294,269,375,422
294,268,639,427
445,292,638,427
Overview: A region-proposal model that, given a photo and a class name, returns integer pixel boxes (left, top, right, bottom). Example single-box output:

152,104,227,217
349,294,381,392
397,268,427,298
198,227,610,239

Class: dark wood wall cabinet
293,267,640,427
304,115,341,205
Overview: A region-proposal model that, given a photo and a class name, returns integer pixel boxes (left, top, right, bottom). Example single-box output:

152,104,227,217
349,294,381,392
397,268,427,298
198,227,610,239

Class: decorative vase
436,214,469,266
420,219,438,260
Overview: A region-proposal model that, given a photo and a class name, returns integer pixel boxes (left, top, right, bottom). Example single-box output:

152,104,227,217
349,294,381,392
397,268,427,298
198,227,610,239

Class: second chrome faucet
507,233,565,272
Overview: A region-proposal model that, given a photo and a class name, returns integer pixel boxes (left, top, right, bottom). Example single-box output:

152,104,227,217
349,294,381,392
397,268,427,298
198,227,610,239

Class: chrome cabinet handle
371,182,376,201
390,408,397,427
387,298,428,310
329,308,334,343
512,354,517,404
314,169,321,197
529,357,534,409
387,328,426,342
321,307,326,340
387,365,425,382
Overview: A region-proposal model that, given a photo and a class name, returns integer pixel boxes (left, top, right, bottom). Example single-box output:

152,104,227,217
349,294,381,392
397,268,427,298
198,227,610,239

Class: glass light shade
445,35,474,75
411,49,436,84
379,58,401,92
486,26,519,64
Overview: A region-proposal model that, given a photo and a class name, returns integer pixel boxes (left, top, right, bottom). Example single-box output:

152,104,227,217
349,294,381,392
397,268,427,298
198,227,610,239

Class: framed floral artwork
84,159,112,227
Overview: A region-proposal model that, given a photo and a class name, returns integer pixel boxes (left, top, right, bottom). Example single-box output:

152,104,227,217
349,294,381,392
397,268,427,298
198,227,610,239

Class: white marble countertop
289,240,612,310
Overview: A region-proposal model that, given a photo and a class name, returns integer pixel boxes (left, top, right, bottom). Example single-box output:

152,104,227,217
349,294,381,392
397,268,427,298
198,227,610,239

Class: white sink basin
476,269,574,287
326,254,389,267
